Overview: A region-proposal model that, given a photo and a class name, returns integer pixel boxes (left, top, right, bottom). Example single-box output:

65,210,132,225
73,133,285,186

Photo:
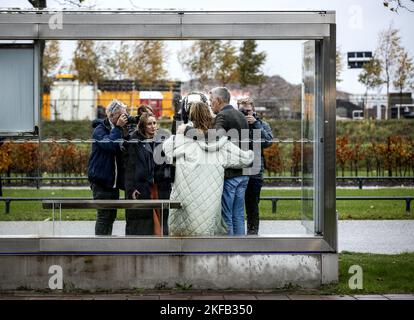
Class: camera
126,114,140,124
240,109,257,118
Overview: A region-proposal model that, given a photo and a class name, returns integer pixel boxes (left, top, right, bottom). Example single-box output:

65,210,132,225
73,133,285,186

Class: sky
1,0,414,94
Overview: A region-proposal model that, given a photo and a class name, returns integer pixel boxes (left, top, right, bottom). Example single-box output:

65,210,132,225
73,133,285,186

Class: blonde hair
188,102,213,133
137,113,156,138
237,97,255,109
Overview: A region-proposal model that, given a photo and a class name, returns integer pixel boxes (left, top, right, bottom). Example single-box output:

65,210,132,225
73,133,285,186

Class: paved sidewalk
0,291,413,300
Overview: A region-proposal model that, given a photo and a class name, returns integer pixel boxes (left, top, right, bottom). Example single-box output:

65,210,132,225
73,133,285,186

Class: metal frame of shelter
0,9,336,255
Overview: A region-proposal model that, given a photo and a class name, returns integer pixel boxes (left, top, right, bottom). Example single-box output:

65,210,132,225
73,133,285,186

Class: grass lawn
319,252,414,294
260,188,414,220
0,187,412,221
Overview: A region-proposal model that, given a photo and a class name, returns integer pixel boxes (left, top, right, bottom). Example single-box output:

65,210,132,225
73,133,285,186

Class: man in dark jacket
88,100,128,235
238,98,273,235
209,87,249,236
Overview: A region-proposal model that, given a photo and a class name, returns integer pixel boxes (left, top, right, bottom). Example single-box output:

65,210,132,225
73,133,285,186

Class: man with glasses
238,98,273,235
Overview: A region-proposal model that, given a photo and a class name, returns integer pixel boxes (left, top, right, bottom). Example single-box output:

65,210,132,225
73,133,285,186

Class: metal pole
161,203,164,237
52,202,55,235
272,199,277,214
59,203,62,236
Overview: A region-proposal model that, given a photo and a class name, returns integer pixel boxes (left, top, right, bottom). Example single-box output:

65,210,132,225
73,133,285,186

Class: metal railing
264,176,414,189
260,196,413,214
42,199,181,236
1,176,413,189
0,196,411,215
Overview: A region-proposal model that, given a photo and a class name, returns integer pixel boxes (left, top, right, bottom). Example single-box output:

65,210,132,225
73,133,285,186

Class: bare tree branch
50,0,98,9
384,0,414,13
129,0,145,10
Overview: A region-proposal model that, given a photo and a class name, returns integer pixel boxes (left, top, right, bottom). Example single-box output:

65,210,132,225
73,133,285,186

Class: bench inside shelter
42,200,182,236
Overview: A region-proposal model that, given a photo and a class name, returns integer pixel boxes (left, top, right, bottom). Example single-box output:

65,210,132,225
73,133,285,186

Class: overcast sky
2,0,414,94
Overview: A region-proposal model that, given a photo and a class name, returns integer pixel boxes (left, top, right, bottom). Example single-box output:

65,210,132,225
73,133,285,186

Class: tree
336,47,343,83
214,41,239,86
383,0,414,12
0,142,12,174
393,48,414,110
43,40,61,88
263,143,283,176
71,40,105,83
336,137,353,177
28,0,47,8
375,24,402,119
106,41,132,80
28,0,86,7
237,40,266,87
128,41,168,85
179,40,220,89
358,58,384,119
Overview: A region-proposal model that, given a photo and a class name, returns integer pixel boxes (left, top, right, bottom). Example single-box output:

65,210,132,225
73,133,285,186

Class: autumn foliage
262,135,413,177
263,143,283,175
0,136,413,178
0,142,90,176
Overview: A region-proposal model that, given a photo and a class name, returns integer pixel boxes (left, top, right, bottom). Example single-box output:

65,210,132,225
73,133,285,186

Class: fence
1,175,413,189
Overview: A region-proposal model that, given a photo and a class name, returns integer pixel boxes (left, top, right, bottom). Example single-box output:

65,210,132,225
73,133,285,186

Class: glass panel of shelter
0,39,325,238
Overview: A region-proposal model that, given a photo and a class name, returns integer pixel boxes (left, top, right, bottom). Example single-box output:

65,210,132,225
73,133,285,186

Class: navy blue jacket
248,118,273,178
88,118,125,189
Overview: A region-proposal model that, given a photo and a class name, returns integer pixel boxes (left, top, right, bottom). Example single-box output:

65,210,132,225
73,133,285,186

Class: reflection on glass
301,40,316,234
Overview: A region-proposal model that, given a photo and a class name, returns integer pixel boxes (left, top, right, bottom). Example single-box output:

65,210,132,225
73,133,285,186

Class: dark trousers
91,183,119,235
157,182,172,236
245,177,263,235
125,210,154,235
125,183,153,236
125,182,172,236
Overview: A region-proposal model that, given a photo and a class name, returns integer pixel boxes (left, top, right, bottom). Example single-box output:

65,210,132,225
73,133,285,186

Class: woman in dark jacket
124,112,171,235
123,113,159,235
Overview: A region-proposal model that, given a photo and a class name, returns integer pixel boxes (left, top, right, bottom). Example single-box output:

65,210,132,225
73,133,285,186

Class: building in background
348,93,413,120
47,74,96,121
42,77,182,120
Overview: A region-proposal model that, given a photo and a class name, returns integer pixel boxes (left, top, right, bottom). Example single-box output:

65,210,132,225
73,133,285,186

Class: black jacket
87,118,125,189
123,132,156,200
247,118,273,178
213,105,249,179
123,131,173,199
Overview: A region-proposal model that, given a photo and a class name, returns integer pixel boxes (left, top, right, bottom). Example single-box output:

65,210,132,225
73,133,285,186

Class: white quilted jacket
162,134,254,236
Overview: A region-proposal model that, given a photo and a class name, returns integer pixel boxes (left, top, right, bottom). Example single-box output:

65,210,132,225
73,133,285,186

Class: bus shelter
0,9,337,289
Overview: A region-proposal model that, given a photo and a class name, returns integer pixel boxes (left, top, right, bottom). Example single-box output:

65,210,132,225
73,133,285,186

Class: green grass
0,189,122,221
260,188,414,220
0,187,412,221
320,252,414,294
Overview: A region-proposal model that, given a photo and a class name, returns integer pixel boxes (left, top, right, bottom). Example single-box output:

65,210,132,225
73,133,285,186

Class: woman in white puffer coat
162,102,254,236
